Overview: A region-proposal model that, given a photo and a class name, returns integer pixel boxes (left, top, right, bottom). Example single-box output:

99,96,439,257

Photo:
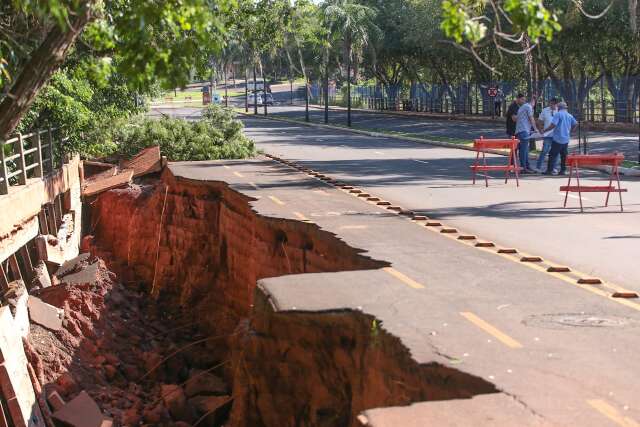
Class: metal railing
0,127,65,195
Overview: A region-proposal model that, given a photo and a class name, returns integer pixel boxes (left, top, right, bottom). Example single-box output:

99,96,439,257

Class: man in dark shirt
506,93,525,137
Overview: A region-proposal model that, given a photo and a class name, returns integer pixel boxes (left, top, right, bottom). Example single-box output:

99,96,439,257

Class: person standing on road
535,98,559,173
506,93,524,137
544,102,577,175
494,88,504,116
515,95,540,173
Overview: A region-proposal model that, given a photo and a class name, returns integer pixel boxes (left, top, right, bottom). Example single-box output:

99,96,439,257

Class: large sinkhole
34,168,497,426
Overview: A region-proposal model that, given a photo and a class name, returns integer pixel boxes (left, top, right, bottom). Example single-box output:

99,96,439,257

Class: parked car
248,92,274,106
246,79,265,92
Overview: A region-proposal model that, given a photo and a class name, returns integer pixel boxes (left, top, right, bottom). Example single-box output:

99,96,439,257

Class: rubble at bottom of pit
26,253,232,426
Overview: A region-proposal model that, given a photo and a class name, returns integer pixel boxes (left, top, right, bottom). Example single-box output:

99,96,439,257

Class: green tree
323,0,379,126
0,0,236,138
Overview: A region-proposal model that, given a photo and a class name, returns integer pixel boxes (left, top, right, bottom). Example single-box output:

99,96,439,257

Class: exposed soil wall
86,169,497,427
88,170,383,345
229,289,496,427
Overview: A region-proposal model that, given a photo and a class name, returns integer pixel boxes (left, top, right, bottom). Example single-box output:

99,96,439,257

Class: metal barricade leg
575,166,584,212
605,168,614,207
563,165,573,208
482,150,489,187
472,150,480,185
513,144,520,187
615,165,624,212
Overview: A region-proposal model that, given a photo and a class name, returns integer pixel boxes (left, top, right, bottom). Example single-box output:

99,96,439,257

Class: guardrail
0,127,65,195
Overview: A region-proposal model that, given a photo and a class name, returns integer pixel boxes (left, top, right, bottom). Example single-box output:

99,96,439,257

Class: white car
246,80,265,92
248,92,274,106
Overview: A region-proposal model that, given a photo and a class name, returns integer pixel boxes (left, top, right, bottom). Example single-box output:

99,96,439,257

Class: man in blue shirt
543,102,577,175
515,95,540,173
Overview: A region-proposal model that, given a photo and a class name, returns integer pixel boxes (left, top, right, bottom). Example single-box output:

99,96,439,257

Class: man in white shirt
515,95,540,173
535,98,559,173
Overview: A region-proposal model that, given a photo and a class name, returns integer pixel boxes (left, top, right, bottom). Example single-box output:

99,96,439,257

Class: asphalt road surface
170,156,640,426
155,100,640,425
237,114,640,293
149,103,640,291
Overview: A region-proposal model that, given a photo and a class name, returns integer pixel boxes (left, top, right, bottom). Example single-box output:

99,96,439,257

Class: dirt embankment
77,169,496,427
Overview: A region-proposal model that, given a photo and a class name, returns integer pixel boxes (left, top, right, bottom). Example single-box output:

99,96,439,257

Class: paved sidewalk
170,157,640,427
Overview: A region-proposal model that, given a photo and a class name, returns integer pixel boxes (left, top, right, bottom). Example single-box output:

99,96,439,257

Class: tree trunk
0,2,95,138
258,56,267,116
294,35,310,99
630,0,638,34
324,47,329,124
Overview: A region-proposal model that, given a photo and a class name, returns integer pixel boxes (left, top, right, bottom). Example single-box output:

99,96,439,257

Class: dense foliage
83,105,255,161
224,0,639,110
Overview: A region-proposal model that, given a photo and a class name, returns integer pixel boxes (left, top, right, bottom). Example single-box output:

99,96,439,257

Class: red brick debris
25,254,231,426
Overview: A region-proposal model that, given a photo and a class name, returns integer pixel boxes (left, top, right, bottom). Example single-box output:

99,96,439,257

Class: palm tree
323,0,379,126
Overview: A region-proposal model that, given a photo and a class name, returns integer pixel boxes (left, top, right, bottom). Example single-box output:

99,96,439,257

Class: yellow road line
587,399,639,427
339,225,368,230
460,312,523,349
383,267,425,289
268,195,285,206
293,211,309,221
248,181,260,190
233,171,245,178
223,165,231,169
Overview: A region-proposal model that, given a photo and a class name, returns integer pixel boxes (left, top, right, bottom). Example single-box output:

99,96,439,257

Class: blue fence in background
306,77,640,124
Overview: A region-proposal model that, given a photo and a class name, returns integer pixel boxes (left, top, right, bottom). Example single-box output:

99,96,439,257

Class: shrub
84,104,255,161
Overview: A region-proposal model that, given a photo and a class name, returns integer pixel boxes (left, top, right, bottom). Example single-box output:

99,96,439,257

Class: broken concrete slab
27,296,63,331
54,253,91,278
358,393,553,427
82,169,134,197
30,261,51,290
57,261,99,286
82,161,117,181
119,145,162,178
0,306,45,427
52,391,112,427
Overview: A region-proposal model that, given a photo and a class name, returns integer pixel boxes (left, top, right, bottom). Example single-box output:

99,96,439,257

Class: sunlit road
238,113,640,293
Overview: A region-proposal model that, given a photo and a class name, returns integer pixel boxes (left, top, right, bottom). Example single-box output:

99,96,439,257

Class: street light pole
305,77,310,122
245,66,248,113
324,56,329,124
224,65,228,107
347,39,352,128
